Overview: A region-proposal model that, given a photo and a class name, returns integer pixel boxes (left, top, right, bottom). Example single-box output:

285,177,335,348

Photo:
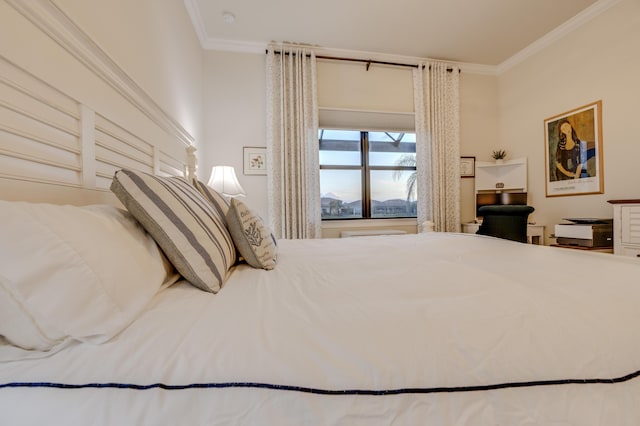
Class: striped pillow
193,180,230,217
111,170,235,293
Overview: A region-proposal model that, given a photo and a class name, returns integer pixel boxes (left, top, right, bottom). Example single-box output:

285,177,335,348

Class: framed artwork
243,146,267,176
543,100,604,197
460,156,475,178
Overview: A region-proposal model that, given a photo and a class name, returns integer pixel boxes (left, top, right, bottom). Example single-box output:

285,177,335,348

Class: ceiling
185,0,608,68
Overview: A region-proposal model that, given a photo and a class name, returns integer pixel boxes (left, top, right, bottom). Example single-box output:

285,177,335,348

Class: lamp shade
207,166,246,197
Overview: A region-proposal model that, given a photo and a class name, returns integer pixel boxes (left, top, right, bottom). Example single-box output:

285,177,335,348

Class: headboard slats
0,123,79,156
0,109,79,152
159,150,187,178
2,0,199,206
94,113,154,156
0,98,79,140
0,54,195,204
0,155,82,187
94,134,154,170
0,58,79,120
0,136,81,173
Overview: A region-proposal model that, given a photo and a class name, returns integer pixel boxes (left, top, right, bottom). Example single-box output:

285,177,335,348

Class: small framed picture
243,147,267,175
460,156,475,178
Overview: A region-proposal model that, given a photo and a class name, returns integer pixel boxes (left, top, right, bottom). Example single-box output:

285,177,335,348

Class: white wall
459,72,500,223
54,0,204,145
202,51,268,217
497,0,640,239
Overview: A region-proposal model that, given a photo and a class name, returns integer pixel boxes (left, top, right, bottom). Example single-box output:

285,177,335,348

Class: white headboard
0,0,196,206
0,56,195,205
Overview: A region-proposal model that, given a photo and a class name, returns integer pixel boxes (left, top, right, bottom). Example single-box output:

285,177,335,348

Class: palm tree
393,154,417,201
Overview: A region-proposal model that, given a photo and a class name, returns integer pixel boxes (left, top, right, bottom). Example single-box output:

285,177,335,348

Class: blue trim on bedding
3,369,640,395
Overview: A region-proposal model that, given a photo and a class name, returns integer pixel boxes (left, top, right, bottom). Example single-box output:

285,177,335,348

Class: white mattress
2,232,640,425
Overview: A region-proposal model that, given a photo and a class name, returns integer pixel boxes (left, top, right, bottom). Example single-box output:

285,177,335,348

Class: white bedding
0,202,177,358
2,232,640,425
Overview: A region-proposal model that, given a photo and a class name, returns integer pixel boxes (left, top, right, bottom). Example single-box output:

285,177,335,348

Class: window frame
319,129,417,220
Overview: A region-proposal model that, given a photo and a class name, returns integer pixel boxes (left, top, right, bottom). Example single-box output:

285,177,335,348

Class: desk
461,223,545,245
550,244,613,254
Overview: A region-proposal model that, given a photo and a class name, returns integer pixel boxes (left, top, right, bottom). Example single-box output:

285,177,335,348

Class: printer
554,218,613,248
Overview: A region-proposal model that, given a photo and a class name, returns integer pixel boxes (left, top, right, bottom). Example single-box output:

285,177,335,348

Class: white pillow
0,201,175,354
0,273,62,351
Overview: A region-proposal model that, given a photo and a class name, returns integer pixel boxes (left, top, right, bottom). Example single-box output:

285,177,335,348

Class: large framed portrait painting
544,100,604,197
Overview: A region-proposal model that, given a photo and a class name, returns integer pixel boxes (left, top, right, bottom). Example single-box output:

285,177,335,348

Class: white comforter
2,233,640,425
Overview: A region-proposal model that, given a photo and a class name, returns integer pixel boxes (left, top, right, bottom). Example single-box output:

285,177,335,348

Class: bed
2,197,640,425
3,27,640,426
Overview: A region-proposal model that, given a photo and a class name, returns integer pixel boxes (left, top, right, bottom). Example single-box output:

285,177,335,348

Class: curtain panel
266,44,321,239
413,62,461,232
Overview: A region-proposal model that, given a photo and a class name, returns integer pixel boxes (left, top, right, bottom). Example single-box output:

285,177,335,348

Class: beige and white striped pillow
111,170,236,293
193,180,230,217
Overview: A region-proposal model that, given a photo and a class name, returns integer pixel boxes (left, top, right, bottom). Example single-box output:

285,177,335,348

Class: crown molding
184,0,268,54
496,0,623,74
7,0,195,146
183,0,209,50
204,38,267,54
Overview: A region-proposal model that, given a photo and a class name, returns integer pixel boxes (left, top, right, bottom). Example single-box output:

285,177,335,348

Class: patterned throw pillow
111,170,236,293
226,198,277,270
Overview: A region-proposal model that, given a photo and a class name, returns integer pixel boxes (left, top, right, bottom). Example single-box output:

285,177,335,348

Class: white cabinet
475,158,527,193
473,157,528,220
608,199,640,258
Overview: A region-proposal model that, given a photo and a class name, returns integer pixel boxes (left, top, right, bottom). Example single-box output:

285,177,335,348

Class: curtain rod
267,50,458,73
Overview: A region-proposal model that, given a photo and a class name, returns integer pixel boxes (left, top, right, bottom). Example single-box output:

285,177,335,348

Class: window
319,129,417,219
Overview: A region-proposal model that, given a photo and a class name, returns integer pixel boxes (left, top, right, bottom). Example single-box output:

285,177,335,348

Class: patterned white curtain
413,62,461,232
266,44,321,239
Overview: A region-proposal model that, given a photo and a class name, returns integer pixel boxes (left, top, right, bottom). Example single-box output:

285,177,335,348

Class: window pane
370,170,417,218
368,132,416,167
319,129,361,166
320,169,362,219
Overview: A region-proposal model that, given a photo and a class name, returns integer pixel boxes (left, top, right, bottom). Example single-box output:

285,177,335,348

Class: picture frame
543,100,604,197
460,156,475,178
243,146,267,176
